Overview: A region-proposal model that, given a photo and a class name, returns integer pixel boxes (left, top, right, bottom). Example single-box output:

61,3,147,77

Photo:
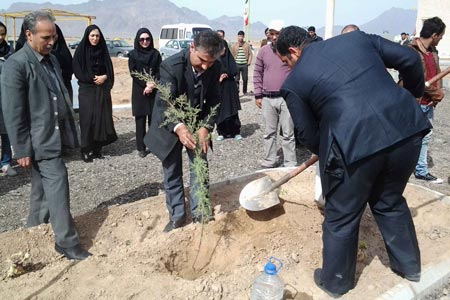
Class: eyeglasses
139,37,151,42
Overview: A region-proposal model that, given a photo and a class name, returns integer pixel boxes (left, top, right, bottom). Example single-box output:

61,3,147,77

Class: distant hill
317,7,417,39
2,0,267,41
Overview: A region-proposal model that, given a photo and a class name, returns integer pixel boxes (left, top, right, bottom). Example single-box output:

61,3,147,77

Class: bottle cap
264,261,277,275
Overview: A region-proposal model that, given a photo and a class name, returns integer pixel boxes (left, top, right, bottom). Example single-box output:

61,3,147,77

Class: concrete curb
374,183,450,300
209,166,307,190
375,256,450,300
407,182,450,205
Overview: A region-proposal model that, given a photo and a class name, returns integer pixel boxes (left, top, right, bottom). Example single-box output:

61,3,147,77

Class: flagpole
247,0,251,43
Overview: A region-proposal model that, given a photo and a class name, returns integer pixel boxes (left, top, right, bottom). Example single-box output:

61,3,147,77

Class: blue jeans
415,105,433,176
1,134,12,167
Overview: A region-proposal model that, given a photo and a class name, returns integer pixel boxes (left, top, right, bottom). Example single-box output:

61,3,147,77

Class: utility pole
325,0,335,39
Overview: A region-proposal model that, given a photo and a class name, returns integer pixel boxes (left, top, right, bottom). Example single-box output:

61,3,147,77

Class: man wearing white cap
253,20,297,168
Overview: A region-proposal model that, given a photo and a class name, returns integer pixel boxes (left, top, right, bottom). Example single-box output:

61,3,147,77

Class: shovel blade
239,176,281,211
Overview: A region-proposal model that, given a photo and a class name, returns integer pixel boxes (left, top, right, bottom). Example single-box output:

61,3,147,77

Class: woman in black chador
128,28,161,158
73,25,117,162
215,37,242,141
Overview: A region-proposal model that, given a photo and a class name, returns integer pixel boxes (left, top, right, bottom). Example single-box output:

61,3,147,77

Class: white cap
268,20,285,31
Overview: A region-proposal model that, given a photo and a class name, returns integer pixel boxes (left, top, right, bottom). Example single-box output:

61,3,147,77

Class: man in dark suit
144,31,223,232
276,26,431,297
1,10,91,260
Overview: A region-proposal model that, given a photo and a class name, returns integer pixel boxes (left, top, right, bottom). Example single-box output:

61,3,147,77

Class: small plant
5,252,32,279
131,70,219,224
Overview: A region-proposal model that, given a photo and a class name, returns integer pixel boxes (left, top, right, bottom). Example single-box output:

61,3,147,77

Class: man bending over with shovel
276,26,431,297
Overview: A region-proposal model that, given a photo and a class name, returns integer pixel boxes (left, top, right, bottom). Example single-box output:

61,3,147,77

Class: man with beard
408,17,446,184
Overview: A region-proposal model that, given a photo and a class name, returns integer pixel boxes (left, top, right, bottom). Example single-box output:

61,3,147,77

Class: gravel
0,95,311,232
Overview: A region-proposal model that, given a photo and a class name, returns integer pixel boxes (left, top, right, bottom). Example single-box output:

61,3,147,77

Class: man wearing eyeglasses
145,30,223,232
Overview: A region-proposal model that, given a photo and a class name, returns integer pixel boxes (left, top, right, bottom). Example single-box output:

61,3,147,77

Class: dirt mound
1,169,450,300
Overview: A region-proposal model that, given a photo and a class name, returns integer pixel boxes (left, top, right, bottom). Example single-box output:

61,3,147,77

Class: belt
263,91,281,98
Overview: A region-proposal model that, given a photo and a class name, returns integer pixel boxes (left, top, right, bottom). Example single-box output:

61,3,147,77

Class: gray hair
23,10,55,34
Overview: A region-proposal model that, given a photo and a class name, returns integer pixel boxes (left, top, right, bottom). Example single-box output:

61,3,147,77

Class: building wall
417,0,450,58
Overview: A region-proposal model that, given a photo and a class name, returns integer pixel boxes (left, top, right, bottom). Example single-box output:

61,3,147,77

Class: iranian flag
244,0,249,26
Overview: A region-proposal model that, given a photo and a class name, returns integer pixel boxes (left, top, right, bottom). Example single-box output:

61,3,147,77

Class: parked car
160,39,192,60
159,23,211,51
7,40,15,54
105,39,133,57
68,40,80,49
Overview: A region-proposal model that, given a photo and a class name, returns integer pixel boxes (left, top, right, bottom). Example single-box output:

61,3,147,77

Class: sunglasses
139,37,151,42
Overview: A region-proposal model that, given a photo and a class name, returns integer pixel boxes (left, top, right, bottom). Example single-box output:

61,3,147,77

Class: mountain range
317,7,418,39
2,1,416,41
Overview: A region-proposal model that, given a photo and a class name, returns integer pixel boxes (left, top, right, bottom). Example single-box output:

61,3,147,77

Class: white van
159,23,212,50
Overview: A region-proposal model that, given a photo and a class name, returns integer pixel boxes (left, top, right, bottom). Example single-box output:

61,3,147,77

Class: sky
0,0,418,28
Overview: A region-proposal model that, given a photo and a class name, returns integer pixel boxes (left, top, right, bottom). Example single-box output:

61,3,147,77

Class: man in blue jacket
276,26,431,297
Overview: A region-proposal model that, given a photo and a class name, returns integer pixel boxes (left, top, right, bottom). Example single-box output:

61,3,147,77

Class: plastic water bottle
251,257,284,300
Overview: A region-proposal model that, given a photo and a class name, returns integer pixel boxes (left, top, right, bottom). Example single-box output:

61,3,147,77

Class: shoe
138,150,149,158
234,134,242,141
216,135,224,141
163,218,186,233
55,243,92,260
81,152,93,163
91,150,104,159
1,164,17,177
415,173,443,184
260,164,277,169
313,269,345,298
391,269,421,282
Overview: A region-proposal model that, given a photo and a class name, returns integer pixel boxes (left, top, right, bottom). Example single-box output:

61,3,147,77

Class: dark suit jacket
0,57,7,134
145,48,221,161
1,43,78,160
281,31,431,196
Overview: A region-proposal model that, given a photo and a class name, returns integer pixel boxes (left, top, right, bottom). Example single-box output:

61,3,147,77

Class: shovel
239,155,319,211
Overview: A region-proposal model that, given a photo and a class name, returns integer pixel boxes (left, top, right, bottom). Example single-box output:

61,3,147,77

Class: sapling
131,70,219,224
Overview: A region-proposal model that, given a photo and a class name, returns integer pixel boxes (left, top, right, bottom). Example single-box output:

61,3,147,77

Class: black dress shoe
313,269,345,298
138,150,149,158
81,152,93,163
391,268,421,282
55,243,92,260
91,151,104,159
163,218,186,232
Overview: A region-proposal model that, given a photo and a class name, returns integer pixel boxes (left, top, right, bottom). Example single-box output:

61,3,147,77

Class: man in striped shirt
231,30,253,95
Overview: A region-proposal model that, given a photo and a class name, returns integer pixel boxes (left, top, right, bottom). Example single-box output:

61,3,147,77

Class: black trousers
235,64,248,94
135,115,151,151
321,134,422,294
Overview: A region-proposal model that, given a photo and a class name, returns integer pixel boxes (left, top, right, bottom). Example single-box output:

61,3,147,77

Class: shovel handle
425,66,450,87
269,155,319,191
